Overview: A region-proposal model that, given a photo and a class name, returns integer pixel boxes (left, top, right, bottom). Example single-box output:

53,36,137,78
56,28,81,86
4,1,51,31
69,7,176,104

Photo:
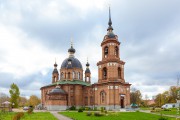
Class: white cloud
0,23,65,79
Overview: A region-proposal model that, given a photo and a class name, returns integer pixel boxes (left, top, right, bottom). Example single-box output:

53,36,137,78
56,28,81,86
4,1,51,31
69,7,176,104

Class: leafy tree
28,95,40,107
130,88,142,106
154,87,180,107
9,83,20,108
154,94,163,107
19,97,28,107
168,86,180,103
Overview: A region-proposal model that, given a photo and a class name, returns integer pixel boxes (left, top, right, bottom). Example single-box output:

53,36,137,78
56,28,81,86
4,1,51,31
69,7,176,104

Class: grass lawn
0,112,58,120
157,108,180,116
60,111,176,120
140,107,152,110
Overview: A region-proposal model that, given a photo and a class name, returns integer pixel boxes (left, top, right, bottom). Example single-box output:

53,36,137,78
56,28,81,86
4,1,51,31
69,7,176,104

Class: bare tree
0,92,10,104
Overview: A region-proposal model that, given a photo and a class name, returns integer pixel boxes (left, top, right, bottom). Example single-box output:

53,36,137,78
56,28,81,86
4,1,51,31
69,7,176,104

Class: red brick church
40,8,131,110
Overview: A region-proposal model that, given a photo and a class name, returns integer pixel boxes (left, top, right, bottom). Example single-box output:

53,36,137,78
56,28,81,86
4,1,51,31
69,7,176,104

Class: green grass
140,107,152,110
60,111,176,120
157,108,180,116
0,112,58,120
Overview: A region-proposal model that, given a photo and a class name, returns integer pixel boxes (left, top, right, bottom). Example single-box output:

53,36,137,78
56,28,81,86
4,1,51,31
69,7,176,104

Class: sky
0,0,180,99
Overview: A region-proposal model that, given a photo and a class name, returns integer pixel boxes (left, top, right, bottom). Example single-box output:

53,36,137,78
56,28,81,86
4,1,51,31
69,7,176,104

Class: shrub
78,108,83,112
69,106,76,110
85,107,90,111
163,109,171,111
94,112,103,117
104,110,108,114
93,107,97,111
18,112,24,118
13,112,24,120
86,112,92,116
158,117,168,120
79,107,85,110
100,107,105,113
27,107,33,114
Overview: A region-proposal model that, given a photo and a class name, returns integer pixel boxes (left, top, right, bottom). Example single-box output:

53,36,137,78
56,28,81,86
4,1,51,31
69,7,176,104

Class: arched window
118,67,121,79
103,67,107,79
104,46,108,58
61,72,64,79
85,97,88,105
100,91,106,103
68,72,70,79
115,46,118,57
90,96,93,105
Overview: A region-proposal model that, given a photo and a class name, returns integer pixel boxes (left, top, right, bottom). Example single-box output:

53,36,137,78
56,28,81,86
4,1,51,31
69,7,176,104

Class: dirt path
50,111,72,120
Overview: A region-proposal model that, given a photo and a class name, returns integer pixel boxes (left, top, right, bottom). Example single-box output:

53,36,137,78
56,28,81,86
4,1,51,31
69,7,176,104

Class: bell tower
97,7,125,83
85,60,91,83
52,61,59,83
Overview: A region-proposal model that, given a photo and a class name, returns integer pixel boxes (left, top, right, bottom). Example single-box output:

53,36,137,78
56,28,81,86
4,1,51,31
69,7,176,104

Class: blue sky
0,0,180,99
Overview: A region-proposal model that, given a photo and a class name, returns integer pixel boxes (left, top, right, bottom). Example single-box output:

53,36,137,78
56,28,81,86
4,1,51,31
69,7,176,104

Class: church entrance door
120,96,124,108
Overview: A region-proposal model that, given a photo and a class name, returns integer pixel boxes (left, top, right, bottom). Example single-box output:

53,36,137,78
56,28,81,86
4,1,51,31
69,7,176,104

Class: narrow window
78,72,80,79
72,72,75,79
100,91,106,103
68,72,70,79
90,96,93,105
104,46,108,58
118,67,121,79
103,67,107,79
85,97,88,105
115,46,118,57
61,72,64,79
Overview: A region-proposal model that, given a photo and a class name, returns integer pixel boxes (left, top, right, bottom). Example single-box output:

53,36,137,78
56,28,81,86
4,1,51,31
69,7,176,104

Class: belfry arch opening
115,46,119,57
102,67,107,79
104,46,108,58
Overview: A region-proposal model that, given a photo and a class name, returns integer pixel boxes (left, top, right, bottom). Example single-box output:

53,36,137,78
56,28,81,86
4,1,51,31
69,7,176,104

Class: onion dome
85,68,90,73
68,46,75,53
53,62,58,74
61,44,82,69
48,86,67,95
54,62,57,67
86,62,90,67
107,7,115,38
85,61,91,73
107,32,115,38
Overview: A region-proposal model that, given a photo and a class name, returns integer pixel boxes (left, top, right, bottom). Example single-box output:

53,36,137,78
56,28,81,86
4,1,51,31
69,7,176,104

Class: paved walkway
50,111,72,120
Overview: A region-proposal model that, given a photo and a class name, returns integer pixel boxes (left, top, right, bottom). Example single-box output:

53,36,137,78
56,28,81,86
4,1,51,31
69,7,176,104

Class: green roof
42,80,91,88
